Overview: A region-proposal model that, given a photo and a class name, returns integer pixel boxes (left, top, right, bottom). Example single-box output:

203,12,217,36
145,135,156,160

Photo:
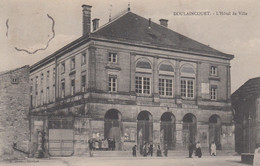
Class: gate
48,117,74,156
183,122,197,148
137,121,153,145
209,124,222,150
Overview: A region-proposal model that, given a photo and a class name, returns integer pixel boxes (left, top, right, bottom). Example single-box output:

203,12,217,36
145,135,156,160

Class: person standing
157,145,162,157
88,139,93,157
132,145,137,157
195,141,202,158
164,144,168,157
211,141,217,156
188,141,194,158
149,142,154,157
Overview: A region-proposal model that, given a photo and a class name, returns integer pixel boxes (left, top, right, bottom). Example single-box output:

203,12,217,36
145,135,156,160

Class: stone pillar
88,46,96,90
196,61,202,102
130,53,136,95
153,57,159,102
175,60,181,104
175,121,183,149
227,66,231,102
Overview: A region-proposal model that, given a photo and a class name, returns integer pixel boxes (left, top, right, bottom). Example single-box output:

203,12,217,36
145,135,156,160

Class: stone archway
104,109,123,150
182,113,197,148
160,112,176,150
137,111,153,146
209,115,222,150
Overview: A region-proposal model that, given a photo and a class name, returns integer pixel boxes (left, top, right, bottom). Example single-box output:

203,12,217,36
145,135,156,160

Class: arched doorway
182,113,197,148
209,115,222,150
137,111,153,146
160,112,176,150
104,109,123,150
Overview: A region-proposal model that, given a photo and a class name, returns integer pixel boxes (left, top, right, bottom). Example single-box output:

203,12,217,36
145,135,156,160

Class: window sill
209,76,220,81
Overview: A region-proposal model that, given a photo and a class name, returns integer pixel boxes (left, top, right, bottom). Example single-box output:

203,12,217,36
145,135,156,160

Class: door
48,117,74,156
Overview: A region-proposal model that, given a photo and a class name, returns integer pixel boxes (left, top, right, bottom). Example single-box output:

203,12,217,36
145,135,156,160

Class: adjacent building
232,77,260,154
0,65,30,160
29,5,234,156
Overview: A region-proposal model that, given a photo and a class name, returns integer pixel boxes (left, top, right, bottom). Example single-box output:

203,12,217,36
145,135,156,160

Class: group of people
132,143,168,157
88,138,116,151
188,141,217,158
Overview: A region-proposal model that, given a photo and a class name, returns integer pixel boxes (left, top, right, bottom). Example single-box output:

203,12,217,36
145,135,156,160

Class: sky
0,0,259,93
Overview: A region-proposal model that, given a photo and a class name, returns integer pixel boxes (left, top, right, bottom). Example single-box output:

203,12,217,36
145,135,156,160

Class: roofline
90,36,234,60
30,35,91,72
30,34,233,72
0,65,29,77
231,77,260,98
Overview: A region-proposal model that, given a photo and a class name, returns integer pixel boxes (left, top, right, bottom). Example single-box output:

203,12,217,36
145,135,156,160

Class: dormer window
108,53,117,63
210,66,218,76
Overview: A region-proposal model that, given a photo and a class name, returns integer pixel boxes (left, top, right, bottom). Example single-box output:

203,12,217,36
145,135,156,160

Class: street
0,156,248,166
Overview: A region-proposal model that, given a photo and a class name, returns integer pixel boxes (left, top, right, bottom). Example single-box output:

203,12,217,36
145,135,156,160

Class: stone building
0,65,30,160
29,5,234,156
232,77,260,154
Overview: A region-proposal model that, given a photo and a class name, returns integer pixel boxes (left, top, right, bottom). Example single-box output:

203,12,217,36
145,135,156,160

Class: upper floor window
210,86,217,100
46,71,50,84
71,79,75,95
136,58,152,74
135,76,151,95
35,76,38,95
61,62,65,74
61,80,65,98
108,75,117,92
71,58,75,70
53,68,56,84
41,73,44,85
108,53,117,63
210,66,218,76
82,53,86,65
181,79,194,99
81,75,86,92
159,78,173,97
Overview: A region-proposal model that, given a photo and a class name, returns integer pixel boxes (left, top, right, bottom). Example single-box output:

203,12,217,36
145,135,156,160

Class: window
181,79,194,99
108,75,117,92
135,76,150,95
159,78,173,97
81,75,86,92
35,76,38,95
41,73,44,85
46,87,50,103
53,68,56,84
52,84,55,101
61,63,65,74
46,71,50,85
71,79,75,95
71,58,75,70
108,53,117,63
61,80,65,98
210,66,217,76
210,86,217,100
11,77,18,84
82,53,86,65
40,90,44,105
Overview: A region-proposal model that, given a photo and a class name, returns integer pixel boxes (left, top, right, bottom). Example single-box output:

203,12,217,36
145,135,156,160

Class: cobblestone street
0,156,248,166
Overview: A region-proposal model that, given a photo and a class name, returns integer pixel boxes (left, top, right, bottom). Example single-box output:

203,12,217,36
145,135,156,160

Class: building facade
0,65,30,160
232,77,260,154
29,5,234,156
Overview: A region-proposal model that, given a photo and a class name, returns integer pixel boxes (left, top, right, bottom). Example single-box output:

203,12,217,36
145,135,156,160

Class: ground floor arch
182,113,197,148
137,111,153,146
160,112,176,150
104,109,123,150
209,114,222,150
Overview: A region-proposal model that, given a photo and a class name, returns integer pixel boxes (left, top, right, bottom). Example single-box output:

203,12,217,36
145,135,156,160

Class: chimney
159,19,168,28
148,18,151,29
92,18,100,31
82,4,92,35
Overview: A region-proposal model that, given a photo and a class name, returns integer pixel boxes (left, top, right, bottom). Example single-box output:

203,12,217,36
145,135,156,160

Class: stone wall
0,66,30,160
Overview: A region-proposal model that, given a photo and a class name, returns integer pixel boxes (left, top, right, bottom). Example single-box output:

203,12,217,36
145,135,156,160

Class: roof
31,11,234,71
0,65,29,77
91,12,234,59
231,77,260,102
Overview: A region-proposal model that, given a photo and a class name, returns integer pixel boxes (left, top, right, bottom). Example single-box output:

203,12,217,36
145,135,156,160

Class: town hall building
29,5,234,156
